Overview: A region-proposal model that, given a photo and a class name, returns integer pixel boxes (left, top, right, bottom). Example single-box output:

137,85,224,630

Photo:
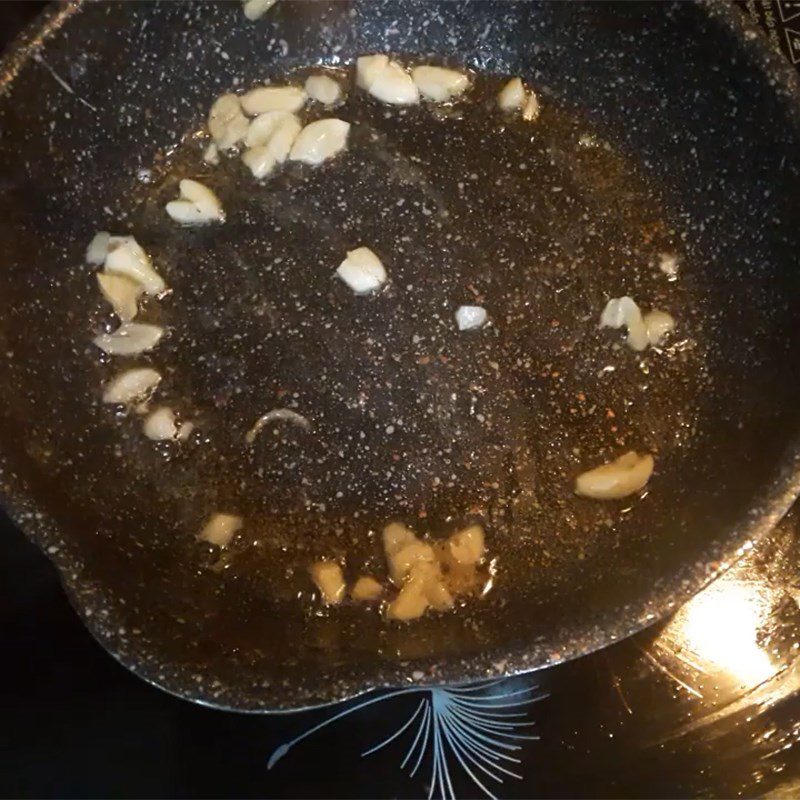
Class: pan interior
1,1,799,709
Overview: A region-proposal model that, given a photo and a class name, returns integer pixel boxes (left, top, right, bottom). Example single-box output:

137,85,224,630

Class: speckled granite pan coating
1,1,799,711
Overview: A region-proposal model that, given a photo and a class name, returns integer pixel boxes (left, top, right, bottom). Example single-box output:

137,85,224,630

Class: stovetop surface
3,2,800,797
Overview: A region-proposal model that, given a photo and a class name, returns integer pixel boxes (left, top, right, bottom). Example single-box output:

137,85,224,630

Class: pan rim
1,0,800,713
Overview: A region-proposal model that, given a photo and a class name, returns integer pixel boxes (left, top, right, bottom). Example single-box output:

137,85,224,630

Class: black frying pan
1,1,800,712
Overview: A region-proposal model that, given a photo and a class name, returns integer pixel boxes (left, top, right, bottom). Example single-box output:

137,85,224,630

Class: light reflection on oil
660,579,776,688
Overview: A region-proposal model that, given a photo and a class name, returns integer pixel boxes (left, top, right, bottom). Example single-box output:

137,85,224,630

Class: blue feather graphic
267,678,545,799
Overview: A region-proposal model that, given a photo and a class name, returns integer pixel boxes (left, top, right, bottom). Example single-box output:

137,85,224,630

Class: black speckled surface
4,1,800,797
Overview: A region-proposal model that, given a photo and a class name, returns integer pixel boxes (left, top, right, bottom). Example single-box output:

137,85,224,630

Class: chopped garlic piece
310,561,346,605
382,522,434,584
245,110,297,147
336,246,387,294
166,178,224,225
421,564,455,610
600,296,637,329
382,521,418,556
242,0,276,20
351,576,383,601
387,562,453,620
356,54,389,89
142,406,178,441
242,113,302,178
85,231,110,265
522,89,541,121
96,272,143,322
203,142,220,165
389,541,437,585
102,367,161,404
242,146,278,180
643,310,675,347
93,322,164,356
177,421,195,441
411,66,469,102
359,56,419,105
455,305,487,330
498,77,525,111
600,296,648,351
199,513,243,547
288,118,350,165
104,236,165,296
164,201,207,225
448,525,485,565
241,85,306,115
381,521,476,620
600,297,673,351
208,93,249,150
658,253,679,279
575,451,654,500
498,77,540,120
387,577,429,621
305,74,342,105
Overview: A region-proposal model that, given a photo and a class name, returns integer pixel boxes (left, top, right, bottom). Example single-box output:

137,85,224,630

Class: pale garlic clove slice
411,66,469,102
241,85,307,115
448,524,485,565
600,297,672,351
575,451,654,500
422,571,454,611
522,89,541,121
382,521,435,584
180,179,223,217
386,578,429,621
658,253,679,279
104,236,166,296
365,59,419,105
166,178,224,225
387,562,452,620
600,296,648,351
351,576,383,601
93,322,164,356
643,310,675,347
336,246,387,294
96,272,143,322
305,74,342,105
388,541,437,585
309,561,346,605
208,93,249,150
142,406,178,441
177,421,195,441
356,54,389,90
101,367,161,404
199,513,243,547
242,0,276,21
244,110,296,148
242,146,278,180
288,118,350,165
265,114,302,162
455,305,487,330
203,142,220,165
626,314,649,352
600,296,639,329
497,77,526,111
164,201,206,225
85,231,110,266
242,114,302,178
382,521,418,557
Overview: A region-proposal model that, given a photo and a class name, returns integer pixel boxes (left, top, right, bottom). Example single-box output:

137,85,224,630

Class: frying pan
1,0,800,712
